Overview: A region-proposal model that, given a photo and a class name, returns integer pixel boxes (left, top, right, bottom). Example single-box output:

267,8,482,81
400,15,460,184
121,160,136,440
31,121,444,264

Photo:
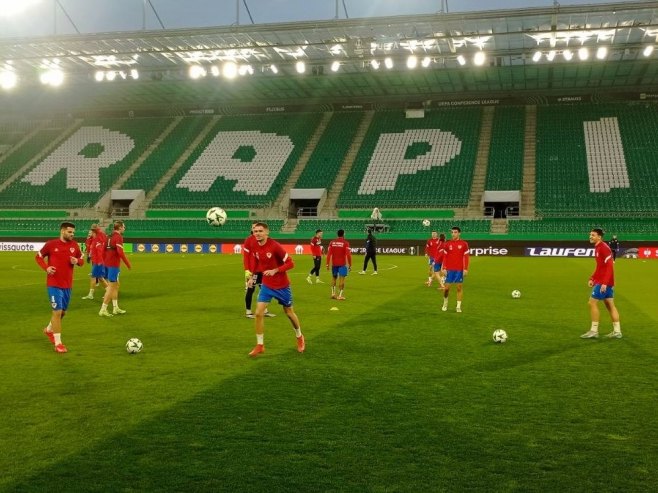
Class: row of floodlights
0,68,66,89
532,45,655,62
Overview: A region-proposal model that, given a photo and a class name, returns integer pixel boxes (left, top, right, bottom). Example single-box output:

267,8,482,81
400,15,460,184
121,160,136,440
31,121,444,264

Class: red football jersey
425,237,441,258
251,238,294,289
310,235,323,257
104,231,130,268
242,234,258,271
91,231,107,265
590,241,614,286
37,239,83,288
441,239,470,271
433,240,446,264
326,238,352,267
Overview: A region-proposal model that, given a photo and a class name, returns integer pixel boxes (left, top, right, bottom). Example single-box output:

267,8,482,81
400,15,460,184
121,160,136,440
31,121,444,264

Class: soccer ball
422,219,431,227
492,329,508,343
511,290,521,298
206,207,227,227
126,338,143,354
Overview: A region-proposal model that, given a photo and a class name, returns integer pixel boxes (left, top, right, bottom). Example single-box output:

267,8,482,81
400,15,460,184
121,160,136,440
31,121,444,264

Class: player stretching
326,229,352,300
424,231,441,286
306,229,324,284
581,228,622,339
35,222,84,353
99,220,131,317
246,222,305,357
440,226,470,313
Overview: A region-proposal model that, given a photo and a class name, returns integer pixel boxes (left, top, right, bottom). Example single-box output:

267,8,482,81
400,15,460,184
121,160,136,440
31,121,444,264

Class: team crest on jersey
266,253,272,258
70,248,75,253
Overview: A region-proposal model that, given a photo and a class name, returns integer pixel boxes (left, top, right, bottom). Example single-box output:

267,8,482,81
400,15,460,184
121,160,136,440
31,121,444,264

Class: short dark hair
253,222,269,231
337,229,345,237
591,228,605,237
451,226,461,233
316,229,322,234
439,233,446,241
113,220,125,230
60,222,75,230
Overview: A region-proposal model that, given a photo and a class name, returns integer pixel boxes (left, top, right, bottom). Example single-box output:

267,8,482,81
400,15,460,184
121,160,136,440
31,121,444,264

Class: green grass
1,252,657,492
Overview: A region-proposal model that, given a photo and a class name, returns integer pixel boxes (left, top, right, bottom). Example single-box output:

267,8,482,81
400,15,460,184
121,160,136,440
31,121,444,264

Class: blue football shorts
257,284,293,307
106,267,121,282
47,287,71,311
445,270,464,284
591,284,614,300
332,265,349,278
433,262,443,272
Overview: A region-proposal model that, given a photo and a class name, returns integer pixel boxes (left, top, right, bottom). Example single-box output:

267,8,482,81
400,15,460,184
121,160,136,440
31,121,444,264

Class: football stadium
1,0,658,491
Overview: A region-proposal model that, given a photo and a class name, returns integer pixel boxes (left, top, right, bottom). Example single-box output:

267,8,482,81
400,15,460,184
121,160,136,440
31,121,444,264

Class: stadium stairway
96,116,184,214
521,105,537,217
464,106,494,217
273,111,333,218
137,116,222,213
321,110,375,216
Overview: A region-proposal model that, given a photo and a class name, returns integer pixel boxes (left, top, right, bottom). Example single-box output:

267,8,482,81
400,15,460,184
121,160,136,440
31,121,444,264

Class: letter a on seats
358,129,461,194
176,131,294,195
22,126,135,192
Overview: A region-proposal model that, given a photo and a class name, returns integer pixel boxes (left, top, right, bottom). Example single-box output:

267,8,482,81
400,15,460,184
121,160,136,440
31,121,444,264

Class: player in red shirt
35,222,85,353
242,223,275,319
82,224,108,300
99,220,131,317
431,233,447,288
424,231,441,286
246,222,305,357
581,228,622,339
326,229,352,300
439,226,470,313
306,229,324,284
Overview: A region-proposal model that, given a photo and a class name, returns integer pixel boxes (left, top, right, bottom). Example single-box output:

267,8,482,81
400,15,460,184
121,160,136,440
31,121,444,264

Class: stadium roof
1,1,658,111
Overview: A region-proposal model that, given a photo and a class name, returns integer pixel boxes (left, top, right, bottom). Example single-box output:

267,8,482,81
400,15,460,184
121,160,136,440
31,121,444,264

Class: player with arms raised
36,222,84,353
440,226,470,313
246,222,305,357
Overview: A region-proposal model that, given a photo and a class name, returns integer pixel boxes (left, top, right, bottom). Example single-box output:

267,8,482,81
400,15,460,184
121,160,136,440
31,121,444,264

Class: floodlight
578,47,589,61
270,64,278,74
563,49,573,61
94,71,105,82
532,51,542,62
384,57,393,69
40,68,64,86
295,61,306,74
130,69,139,80
210,66,220,77
0,70,17,90
596,46,608,60
188,65,206,79
106,71,116,81
421,57,431,68
330,61,340,72
223,62,238,79
457,55,466,66
473,51,486,66
546,50,556,61
643,45,655,57
370,60,380,70
406,55,418,69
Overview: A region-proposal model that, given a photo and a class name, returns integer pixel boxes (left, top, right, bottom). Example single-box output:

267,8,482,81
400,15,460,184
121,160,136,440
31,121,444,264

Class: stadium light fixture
406,55,418,69
94,71,105,82
0,69,17,90
563,49,574,61
270,64,278,74
546,50,556,61
130,69,139,80
106,70,116,81
456,55,466,66
223,62,238,79
370,60,380,70
40,68,64,87
295,61,306,74
532,51,542,62
330,61,340,72
578,47,589,61
188,65,206,79
384,57,393,69
238,64,253,76
643,45,655,57
421,57,431,68
596,46,608,60
473,51,486,66
210,66,220,77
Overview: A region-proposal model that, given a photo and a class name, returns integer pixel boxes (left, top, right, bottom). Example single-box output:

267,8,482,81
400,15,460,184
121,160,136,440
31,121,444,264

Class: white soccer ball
126,338,143,354
206,207,227,227
422,219,431,227
492,329,508,343
511,289,521,299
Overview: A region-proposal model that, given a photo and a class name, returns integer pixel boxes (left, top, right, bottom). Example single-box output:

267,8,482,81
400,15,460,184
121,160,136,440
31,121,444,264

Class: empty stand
485,106,525,190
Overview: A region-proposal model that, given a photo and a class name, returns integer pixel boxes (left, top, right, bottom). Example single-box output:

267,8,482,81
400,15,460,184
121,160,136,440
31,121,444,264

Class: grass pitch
1,252,657,492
